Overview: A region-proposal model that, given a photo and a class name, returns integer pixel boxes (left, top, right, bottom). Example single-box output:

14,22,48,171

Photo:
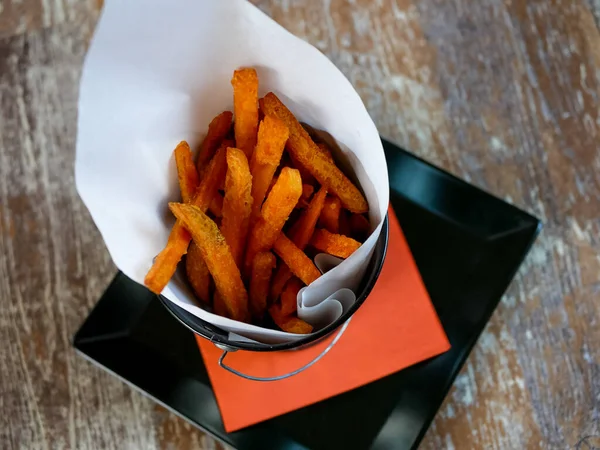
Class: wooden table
1,1,599,449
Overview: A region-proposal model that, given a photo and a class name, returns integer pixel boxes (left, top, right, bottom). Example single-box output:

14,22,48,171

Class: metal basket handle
218,318,351,381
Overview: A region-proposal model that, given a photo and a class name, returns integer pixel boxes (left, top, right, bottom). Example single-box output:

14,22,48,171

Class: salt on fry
311,228,361,259
270,186,327,301
319,196,342,234
269,303,313,334
273,233,321,285
174,141,200,203
250,115,289,223
221,147,253,267
186,242,211,304
244,167,303,277
262,92,368,213
232,68,259,159
280,277,303,316
197,111,233,174
144,147,228,294
249,252,276,320
169,203,249,322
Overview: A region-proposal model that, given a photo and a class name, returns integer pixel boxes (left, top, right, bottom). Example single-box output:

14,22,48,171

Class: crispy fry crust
317,142,335,163
310,228,361,259
174,141,200,203
197,111,233,173
295,184,314,209
273,233,321,285
169,203,249,322
186,242,211,304
319,195,342,234
269,303,313,334
232,68,259,159
249,252,277,320
144,147,227,294
271,186,327,300
280,277,303,316
250,115,289,223
244,167,303,276
262,92,368,213
209,192,224,217
221,147,253,267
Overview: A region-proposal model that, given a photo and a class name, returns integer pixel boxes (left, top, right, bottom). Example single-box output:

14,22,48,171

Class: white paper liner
75,0,389,344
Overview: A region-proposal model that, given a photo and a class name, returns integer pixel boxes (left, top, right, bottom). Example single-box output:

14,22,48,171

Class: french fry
249,252,276,320
213,292,228,317
295,184,314,209
250,115,289,223
350,213,371,242
186,242,211,304
288,149,317,186
273,233,321,285
317,142,335,163
197,111,233,174
271,186,327,301
262,92,368,213
144,147,228,294
174,141,200,203
208,192,224,217
232,68,259,159
319,196,342,234
169,203,249,322
244,167,303,277
311,228,361,259
280,277,303,316
290,187,328,248
269,303,313,334
221,147,253,267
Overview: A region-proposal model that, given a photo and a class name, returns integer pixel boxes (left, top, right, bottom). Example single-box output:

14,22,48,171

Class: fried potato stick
221,147,253,267
169,203,249,322
273,233,321,285
174,141,200,203
244,167,302,277
262,92,368,213
186,242,211,304
232,68,259,159
269,303,313,334
249,252,276,320
310,228,361,259
197,111,233,174
319,196,342,234
280,277,303,316
144,147,227,294
250,115,289,223
270,186,327,301
208,192,224,218
295,184,314,209
317,142,335,163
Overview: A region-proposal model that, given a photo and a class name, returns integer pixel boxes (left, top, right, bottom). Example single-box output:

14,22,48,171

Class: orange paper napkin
197,206,450,432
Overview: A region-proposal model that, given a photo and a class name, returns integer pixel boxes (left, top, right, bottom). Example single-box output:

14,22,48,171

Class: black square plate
73,139,540,450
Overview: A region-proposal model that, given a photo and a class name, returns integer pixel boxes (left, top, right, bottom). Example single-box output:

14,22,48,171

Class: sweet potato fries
144,69,370,334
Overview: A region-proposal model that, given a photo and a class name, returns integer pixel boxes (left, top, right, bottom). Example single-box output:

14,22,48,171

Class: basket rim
159,214,389,352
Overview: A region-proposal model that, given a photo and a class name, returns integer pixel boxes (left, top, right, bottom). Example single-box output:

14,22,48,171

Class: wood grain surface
0,0,598,449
